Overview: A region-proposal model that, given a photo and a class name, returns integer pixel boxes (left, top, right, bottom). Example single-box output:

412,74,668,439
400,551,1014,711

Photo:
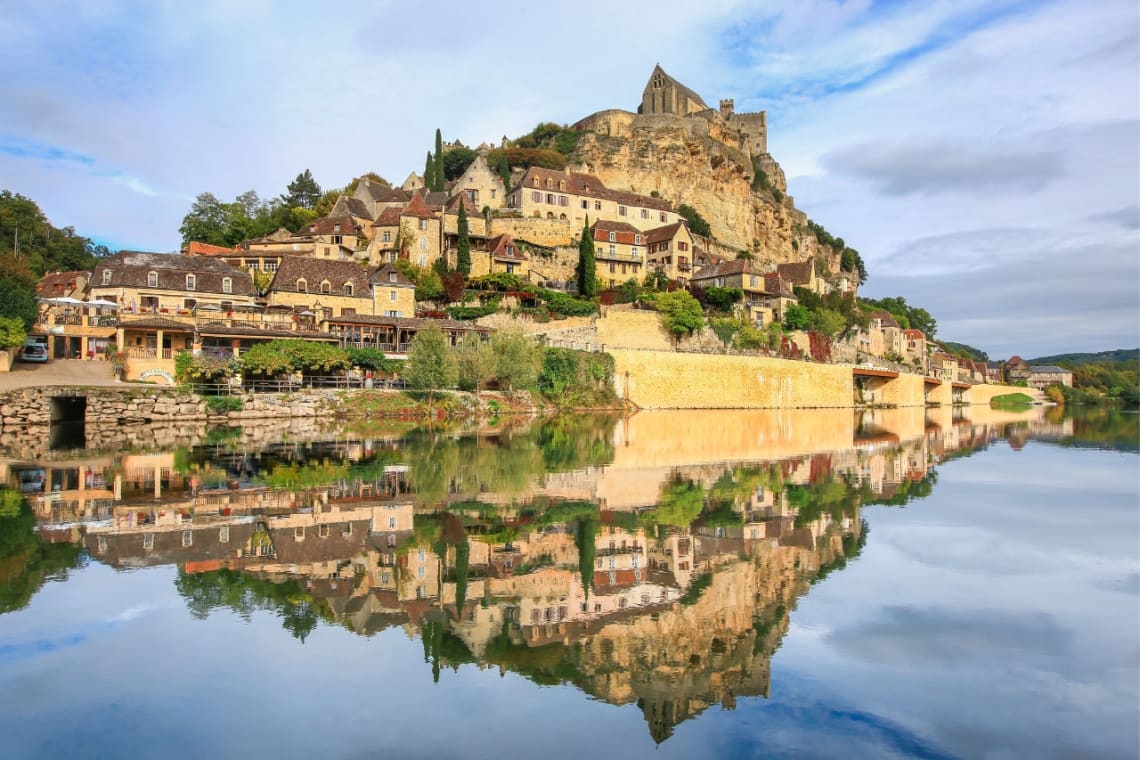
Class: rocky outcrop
572,110,823,264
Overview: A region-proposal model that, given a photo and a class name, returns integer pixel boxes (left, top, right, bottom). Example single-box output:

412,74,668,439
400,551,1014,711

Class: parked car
19,344,49,363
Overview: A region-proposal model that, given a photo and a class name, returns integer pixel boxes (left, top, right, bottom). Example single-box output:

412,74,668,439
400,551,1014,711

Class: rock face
572,110,824,265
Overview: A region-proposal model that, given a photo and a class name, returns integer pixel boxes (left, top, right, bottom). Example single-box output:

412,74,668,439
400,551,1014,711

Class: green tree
179,192,230,245
405,324,458,402
456,203,472,276
0,253,38,330
656,290,704,338
811,308,847,339
575,219,597,299
677,204,711,237
432,129,445,192
442,147,477,181
492,327,541,391
281,170,322,209
424,151,436,193
784,303,810,331
455,333,495,393
0,316,26,349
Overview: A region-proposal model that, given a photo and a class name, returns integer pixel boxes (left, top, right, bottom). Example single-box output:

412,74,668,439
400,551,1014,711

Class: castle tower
638,65,708,117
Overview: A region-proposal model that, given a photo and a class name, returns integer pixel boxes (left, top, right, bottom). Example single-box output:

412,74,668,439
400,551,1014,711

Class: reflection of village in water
0,405,1083,742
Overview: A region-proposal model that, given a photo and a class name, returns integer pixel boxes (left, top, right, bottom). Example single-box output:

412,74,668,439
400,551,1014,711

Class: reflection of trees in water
174,568,332,643
0,491,84,614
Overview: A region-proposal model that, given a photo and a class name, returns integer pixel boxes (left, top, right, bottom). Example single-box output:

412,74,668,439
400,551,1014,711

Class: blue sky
1,0,1136,357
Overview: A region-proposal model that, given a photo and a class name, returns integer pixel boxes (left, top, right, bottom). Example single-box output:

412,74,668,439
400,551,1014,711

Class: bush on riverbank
991,392,1035,409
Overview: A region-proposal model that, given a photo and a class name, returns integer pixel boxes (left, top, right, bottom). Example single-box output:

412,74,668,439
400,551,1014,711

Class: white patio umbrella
85,299,120,308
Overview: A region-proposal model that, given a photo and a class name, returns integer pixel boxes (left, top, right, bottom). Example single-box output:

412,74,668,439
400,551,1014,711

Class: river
0,405,1136,759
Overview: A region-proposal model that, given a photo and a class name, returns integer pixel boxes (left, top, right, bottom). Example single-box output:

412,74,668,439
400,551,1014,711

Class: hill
1027,349,1138,366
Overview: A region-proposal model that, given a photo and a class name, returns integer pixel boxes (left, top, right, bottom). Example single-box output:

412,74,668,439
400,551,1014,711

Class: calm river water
0,405,1136,759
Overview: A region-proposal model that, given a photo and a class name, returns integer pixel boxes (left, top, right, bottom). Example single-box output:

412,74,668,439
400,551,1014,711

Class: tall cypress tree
576,217,597,299
456,203,471,276
424,151,435,191
433,129,445,192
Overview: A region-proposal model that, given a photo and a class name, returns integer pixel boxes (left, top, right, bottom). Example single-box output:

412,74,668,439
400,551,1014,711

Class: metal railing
190,375,408,395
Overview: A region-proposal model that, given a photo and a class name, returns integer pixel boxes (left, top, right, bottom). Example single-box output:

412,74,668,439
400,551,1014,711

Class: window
545,193,555,204
660,212,667,222
490,189,496,199
678,241,689,251
295,527,305,539
341,307,355,316
641,209,649,219
609,244,616,256
631,247,638,258
102,270,112,285
383,230,391,242
608,232,616,242
387,310,399,317
319,524,329,538
418,254,426,267
465,189,477,203
388,517,396,529
143,533,154,550
594,200,602,210
609,262,616,273
618,206,627,216
419,238,426,251
634,234,642,245
185,274,196,290
219,526,229,543
343,283,353,296
182,530,193,547
331,234,342,245
581,200,588,209
297,278,307,293
184,298,196,309
147,271,158,287
389,290,397,301
222,277,232,294
320,281,331,295
388,272,397,283
559,196,569,207
558,180,566,191
323,246,331,256
418,219,428,231
532,177,540,187
531,191,541,202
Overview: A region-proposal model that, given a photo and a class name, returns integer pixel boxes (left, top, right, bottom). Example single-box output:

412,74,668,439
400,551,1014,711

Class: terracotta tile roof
184,241,239,256
445,193,480,214
763,272,795,298
513,167,673,212
643,222,685,245
776,260,813,286
302,214,363,237
92,251,255,296
903,329,925,339
36,271,87,296
269,257,373,298
869,310,900,328
372,207,403,227
488,234,527,261
369,263,415,288
401,192,435,220
197,324,336,341
591,220,642,239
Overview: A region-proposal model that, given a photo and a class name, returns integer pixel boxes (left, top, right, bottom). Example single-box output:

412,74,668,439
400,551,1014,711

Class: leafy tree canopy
0,190,108,276
656,290,704,337
677,204,712,237
281,169,322,209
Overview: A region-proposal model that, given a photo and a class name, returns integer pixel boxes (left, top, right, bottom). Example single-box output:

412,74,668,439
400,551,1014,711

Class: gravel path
0,359,123,391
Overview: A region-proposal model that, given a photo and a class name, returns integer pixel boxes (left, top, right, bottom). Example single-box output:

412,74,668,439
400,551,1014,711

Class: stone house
1004,356,1031,384
928,351,958,381
505,166,676,233
644,222,698,283
1028,365,1073,389
400,191,443,269
903,329,927,365
353,178,410,218
91,251,255,315
762,272,798,322
690,259,774,326
452,153,507,210
482,233,529,278
36,270,89,300
775,259,828,296
592,220,645,288
265,257,376,319
369,264,416,318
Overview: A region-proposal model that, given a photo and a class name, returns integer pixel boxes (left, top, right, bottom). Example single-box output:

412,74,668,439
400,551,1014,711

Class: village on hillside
18,67,1070,393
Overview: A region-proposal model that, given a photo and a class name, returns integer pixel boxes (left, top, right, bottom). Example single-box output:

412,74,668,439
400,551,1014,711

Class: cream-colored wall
371,286,415,318
453,156,507,210
508,183,677,234
90,284,254,314
595,308,672,350
267,289,371,317
488,216,575,247
925,379,953,406
610,348,856,409
874,372,927,407
964,383,1044,405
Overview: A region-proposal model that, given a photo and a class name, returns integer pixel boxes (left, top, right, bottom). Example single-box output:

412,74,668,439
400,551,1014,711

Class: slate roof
1030,365,1070,374
488,234,526,261
643,222,686,245
93,252,255,296
301,215,362,236
117,315,196,331
869,310,900,329
372,207,403,227
355,178,393,202
645,64,709,111
775,260,814,286
513,167,673,212
331,195,374,220
763,272,795,298
369,264,415,288
269,257,373,298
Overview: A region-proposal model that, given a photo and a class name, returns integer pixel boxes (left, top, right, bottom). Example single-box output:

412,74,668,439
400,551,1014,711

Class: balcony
595,250,642,263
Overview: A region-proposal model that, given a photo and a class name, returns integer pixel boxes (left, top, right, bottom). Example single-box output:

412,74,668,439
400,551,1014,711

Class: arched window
297,278,307,293
559,213,567,220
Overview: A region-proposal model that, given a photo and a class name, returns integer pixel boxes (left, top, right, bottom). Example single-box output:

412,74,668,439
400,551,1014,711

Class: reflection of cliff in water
5,404,1099,743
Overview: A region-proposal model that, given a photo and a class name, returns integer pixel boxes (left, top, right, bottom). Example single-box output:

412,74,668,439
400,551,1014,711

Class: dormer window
147,271,158,287
532,177,540,187
343,283,353,296
559,181,566,191
608,232,616,242
186,274,196,290
634,234,642,245
222,277,232,294
102,270,112,285
388,272,397,283
297,278,307,293
333,223,341,233
320,280,331,295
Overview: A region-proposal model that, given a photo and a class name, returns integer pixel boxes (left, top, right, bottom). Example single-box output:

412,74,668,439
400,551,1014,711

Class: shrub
205,395,243,413
655,290,704,337
0,316,26,350
540,290,597,317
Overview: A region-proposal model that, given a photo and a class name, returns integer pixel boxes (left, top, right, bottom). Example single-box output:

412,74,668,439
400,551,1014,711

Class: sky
1,0,1137,358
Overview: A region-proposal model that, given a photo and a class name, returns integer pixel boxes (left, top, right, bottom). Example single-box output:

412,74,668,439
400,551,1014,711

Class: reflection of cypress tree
574,517,597,597
453,538,469,620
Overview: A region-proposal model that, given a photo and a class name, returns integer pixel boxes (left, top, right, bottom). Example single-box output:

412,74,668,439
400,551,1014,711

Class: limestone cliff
572,110,823,266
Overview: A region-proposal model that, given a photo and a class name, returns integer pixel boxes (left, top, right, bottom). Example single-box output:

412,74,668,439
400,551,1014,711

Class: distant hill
1027,349,1139,367
940,341,989,362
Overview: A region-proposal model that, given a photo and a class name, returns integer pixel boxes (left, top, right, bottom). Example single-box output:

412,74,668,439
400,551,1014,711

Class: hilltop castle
636,64,768,157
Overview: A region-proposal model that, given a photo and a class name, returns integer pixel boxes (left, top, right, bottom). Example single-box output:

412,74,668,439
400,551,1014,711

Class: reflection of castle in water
3,406,1056,743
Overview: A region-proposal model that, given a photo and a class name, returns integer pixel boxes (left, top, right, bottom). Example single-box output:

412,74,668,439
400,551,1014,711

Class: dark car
19,344,49,363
